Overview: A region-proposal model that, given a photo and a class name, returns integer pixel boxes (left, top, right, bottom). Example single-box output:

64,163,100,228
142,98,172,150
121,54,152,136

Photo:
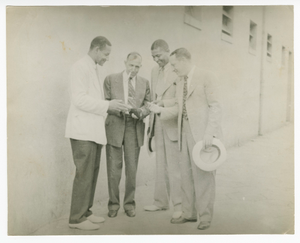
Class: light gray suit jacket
160,67,222,150
148,64,179,141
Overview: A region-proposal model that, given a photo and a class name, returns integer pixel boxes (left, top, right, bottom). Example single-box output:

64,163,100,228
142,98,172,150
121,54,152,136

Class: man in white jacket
65,36,129,231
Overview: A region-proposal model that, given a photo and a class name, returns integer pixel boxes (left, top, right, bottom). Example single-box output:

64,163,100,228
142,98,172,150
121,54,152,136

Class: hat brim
192,138,227,171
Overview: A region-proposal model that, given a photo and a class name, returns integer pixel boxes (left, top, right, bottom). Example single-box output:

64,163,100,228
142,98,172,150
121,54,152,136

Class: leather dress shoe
125,209,136,217
197,221,211,230
108,210,118,218
172,211,182,219
87,214,105,223
69,220,100,230
144,205,168,211
170,216,197,224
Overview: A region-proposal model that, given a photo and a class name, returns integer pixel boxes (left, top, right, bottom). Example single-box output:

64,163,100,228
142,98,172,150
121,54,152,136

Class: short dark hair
170,48,191,60
90,36,111,51
151,39,170,52
127,52,142,61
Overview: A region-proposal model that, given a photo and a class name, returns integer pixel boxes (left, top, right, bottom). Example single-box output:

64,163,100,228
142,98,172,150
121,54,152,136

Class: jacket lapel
187,69,199,99
156,67,175,97
117,72,125,102
95,65,104,96
135,76,145,107
152,68,159,100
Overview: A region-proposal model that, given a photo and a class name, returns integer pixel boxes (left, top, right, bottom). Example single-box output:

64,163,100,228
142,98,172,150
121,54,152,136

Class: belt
124,114,134,121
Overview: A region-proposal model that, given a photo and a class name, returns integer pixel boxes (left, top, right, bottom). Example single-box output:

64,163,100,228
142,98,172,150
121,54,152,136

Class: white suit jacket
160,67,222,150
65,55,109,145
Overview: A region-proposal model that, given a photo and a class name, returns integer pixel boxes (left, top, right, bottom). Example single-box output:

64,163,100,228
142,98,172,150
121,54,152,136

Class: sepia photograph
5,2,296,240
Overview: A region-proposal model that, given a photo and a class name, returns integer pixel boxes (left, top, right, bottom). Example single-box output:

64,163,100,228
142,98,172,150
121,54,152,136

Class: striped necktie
128,76,136,108
182,75,188,120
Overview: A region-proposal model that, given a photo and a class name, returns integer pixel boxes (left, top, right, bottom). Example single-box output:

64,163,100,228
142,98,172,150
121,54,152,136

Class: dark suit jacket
104,71,151,148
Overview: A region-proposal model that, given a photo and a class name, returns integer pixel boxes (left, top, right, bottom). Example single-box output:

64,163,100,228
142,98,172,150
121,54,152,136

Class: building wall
7,6,293,235
259,6,294,134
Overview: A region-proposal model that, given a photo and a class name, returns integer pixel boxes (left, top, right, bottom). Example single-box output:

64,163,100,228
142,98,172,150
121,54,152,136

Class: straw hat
192,138,227,171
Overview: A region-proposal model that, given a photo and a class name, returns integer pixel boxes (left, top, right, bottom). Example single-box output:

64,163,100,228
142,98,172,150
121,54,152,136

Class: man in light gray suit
150,48,222,230
144,40,182,219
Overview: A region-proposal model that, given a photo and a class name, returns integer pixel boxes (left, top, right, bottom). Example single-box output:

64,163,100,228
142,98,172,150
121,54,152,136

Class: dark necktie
128,77,136,108
182,75,188,120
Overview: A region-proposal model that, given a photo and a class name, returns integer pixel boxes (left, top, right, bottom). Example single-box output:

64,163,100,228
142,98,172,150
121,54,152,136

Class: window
184,6,202,30
249,21,257,55
267,34,272,61
221,6,234,43
281,46,286,67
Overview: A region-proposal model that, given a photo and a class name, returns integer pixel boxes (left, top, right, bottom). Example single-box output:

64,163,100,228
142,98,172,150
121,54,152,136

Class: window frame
221,6,234,44
184,6,202,31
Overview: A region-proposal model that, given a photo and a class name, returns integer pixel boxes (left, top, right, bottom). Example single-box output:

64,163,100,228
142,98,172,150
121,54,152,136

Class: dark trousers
69,139,102,224
106,117,140,211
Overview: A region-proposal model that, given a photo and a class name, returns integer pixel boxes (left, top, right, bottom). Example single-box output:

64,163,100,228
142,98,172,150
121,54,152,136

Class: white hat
192,138,227,171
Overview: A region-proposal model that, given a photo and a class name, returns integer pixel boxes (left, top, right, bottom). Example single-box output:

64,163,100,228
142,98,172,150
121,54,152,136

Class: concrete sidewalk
33,124,294,235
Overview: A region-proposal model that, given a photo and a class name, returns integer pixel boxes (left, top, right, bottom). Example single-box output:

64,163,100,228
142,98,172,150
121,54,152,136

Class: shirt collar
160,62,171,72
186,65,196,80
123,70,136,82
86,54,97,70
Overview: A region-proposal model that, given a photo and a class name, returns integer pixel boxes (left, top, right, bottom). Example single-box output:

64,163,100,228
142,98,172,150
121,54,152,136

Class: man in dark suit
103,52,151,218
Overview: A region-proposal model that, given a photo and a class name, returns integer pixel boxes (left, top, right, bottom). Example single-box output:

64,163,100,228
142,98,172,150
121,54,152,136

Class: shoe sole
197,226,210,230
69,225,100,230
88,220,105,224
144,208,168,212
170,219,197,224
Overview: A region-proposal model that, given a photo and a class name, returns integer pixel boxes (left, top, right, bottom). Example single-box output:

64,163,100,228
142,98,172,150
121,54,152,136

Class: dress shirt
185,65,196,92
156,63,172,100
123,71,136,105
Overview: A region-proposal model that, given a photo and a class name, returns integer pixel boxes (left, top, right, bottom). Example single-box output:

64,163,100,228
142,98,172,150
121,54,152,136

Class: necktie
156,67,165,97
182,75,188,120
128,77,136,108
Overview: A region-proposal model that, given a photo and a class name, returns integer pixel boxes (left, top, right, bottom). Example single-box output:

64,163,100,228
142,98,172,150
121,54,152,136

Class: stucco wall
7,6,293,235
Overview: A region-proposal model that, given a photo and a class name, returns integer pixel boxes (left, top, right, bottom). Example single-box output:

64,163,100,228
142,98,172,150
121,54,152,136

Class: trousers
180,119,216,222
69,139,102,224
153,117,182,211
106,117,140,211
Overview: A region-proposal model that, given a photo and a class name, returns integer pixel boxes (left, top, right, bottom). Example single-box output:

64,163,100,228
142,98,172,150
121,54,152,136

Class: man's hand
129,108,142,119
153,100,164,107
203,134,213,150
149,103,162,114
108,100,130,113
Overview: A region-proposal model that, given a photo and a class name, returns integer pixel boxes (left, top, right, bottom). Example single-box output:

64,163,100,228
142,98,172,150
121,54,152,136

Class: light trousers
180,119,216,222
153,117,182,211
